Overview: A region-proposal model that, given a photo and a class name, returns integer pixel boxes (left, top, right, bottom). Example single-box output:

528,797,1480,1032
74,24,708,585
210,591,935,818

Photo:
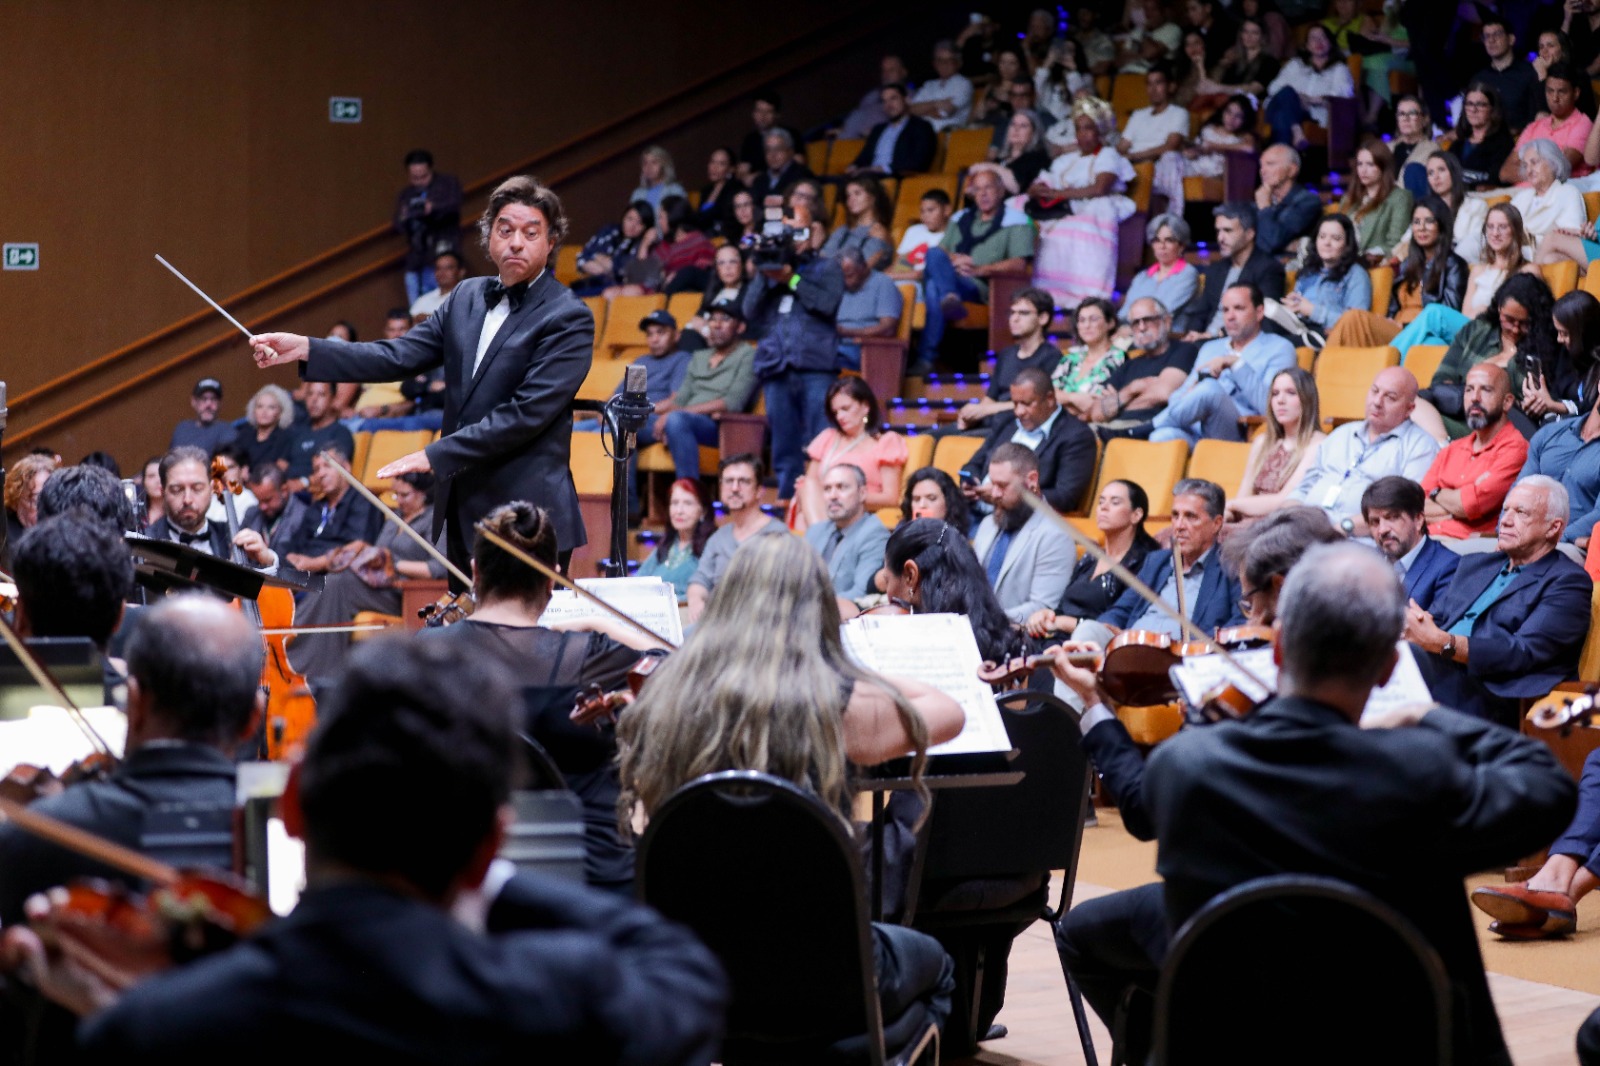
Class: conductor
250,176,593,576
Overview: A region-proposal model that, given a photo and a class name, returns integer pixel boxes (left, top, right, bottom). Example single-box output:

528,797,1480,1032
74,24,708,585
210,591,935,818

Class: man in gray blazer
971,443,1073,622
803,464,890,601
251,176,593,576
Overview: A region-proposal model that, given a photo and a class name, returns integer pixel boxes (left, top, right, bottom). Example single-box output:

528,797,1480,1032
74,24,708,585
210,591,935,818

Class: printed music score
841,613,1013,757
1170,642,1434,722
537,577,684,646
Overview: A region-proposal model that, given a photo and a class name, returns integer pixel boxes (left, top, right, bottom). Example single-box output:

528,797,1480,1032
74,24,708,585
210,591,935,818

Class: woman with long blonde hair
1226,368,1326,525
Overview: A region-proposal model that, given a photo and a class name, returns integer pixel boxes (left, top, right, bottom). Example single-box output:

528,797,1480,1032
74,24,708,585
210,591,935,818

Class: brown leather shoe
1489,919,1573,940
1472,884,1576,932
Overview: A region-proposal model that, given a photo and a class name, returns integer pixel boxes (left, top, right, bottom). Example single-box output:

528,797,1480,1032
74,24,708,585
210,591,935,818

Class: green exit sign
329,97,362,123
3,243,38,270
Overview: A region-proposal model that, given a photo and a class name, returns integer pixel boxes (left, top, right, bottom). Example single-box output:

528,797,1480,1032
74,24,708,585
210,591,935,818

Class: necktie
483,279,530,311
985,529,1015,587
822,526,845,563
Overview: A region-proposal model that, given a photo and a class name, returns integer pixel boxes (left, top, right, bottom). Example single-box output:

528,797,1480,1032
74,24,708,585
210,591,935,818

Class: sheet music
840,613,1012,756
0,705,127,773
537,577,683,645
1169,642,1435,722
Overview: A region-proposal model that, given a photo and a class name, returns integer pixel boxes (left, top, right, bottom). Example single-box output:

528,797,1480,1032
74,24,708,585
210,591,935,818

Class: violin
1529,687,1600,733
977,648,1102,690
856,597,913,618
0,611,119,802
211,459,316,760
420,590,476,628
571,655,661,727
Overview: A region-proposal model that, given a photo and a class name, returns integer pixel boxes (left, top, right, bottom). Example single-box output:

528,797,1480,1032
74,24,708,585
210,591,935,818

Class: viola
1097,630,1214,707
211,459,316,759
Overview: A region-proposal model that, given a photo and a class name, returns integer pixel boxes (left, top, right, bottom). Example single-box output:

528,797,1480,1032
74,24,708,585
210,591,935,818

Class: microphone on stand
612,364,654,450
603,365,653,578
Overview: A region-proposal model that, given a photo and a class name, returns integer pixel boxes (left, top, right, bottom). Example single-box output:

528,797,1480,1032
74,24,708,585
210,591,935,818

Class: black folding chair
1153,874,1452,1065
900,690,1098,1060
637,771,940,1066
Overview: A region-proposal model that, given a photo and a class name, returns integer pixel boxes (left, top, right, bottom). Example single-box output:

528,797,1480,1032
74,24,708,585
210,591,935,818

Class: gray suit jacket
971,510,1074,622
804,513,891,599
305,272,594,557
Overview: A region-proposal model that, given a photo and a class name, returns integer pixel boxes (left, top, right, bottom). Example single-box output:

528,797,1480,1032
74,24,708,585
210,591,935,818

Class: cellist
146,448,278,573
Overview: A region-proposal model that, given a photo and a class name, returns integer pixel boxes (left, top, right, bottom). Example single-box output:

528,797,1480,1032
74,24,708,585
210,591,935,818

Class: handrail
10,9,893,416
4,10,904,449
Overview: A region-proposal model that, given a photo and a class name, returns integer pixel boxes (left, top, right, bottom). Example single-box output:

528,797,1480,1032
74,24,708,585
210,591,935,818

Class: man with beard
1361,476,1459,614
971,443,1075,623
1419,364,1529,541
147,446,277,570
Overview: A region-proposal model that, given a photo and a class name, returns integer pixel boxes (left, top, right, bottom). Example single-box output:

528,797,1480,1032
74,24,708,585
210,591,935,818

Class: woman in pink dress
793,376,908,531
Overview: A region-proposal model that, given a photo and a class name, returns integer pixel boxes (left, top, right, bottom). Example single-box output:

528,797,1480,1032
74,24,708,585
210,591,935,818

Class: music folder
125,532,322,599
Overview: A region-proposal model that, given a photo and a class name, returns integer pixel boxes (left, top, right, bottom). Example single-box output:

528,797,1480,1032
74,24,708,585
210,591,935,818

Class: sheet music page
840,613,1012,756
537,577,684,645
1169,642,1435,721
0,705,127,773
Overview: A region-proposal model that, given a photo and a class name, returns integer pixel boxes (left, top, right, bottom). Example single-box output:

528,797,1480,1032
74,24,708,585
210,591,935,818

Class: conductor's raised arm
251,332,311,368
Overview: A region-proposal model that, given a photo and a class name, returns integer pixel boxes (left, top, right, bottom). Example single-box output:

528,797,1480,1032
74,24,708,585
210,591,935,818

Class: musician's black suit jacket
78,872,727,1064
1143,696,1575,1065
145,516,234,560
305,272,593,558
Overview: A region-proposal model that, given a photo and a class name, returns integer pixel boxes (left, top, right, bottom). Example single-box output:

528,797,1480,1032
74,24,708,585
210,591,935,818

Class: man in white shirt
893,189,953,276
1292,367,1441,535
1117,67,1189,166
909,41,974,132
409,251,466,322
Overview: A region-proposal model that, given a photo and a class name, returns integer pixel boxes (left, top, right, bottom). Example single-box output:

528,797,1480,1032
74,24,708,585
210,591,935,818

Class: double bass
210,460,315,760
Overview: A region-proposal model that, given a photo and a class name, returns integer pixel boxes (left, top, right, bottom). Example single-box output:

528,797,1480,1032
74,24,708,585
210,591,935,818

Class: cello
210,460,315,760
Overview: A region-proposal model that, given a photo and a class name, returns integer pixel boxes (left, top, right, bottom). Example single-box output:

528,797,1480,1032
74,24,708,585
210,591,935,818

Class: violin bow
1173,542,1188,628
319,450,472,588
1020,491,1272,691
472,522,679,650
0,611,116,760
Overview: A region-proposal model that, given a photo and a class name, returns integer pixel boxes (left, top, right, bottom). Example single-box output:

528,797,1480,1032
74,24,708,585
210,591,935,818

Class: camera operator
743,195,845,502
393,149,463,305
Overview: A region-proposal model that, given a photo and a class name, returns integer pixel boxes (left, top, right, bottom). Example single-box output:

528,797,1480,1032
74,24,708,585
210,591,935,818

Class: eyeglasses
720,475,756,486
1130,315,1168,328
1500,311,1530,330
1396,109,1423,118
1238,587,1265,617
1464,99,1490,110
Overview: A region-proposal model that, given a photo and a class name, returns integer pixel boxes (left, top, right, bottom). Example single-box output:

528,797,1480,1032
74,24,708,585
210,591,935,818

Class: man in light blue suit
802,463,891,601
1362,476,1459,615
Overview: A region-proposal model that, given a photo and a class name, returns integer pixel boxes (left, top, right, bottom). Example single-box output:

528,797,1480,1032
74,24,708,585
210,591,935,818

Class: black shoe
1096,421,1155,441
904,359,934,377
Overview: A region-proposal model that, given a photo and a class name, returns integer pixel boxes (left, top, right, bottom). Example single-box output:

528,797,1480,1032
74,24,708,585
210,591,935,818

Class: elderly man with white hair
1405,474,1594,727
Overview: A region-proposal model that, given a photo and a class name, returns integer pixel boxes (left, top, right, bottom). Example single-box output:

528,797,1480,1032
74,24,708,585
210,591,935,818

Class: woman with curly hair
1032,96,1137,308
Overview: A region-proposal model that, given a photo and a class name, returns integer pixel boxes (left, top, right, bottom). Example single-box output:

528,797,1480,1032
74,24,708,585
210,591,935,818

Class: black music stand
124,533,322,599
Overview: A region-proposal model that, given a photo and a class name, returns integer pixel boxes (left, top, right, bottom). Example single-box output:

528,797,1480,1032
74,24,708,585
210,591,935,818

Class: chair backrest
554,245,581,287
1368,264,1394,316
903,432,935,474
1577,582,1600,681
569,430,614,494
582,295,608,338
637,771,887,1059
1154,874,1451,1065
1294,346,1315,372
1585,190,1600,225
1542,260,1579,299
909,692,1091,908
1187,439,1253,498
805,138,832,175
895,283,918,342
1099,438,1189,518
349,430,373,484
1314,345,1400,424
666,290,702,325
932,434,986,479
598,293,667,354
891,174,961,235
940,127,992,175
361,430,435,493
1405,344,1449,388
576,358,628,402
1130,160,1154,215
826,139,865,176
1584,265,1600,302
1111,73,1151,125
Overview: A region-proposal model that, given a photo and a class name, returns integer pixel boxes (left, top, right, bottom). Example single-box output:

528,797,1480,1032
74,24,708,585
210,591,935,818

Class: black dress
420,620,658,893
1054,535,1158,622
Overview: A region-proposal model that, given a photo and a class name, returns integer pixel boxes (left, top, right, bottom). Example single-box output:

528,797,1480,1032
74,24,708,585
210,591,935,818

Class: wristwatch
1339,517,1355,536
1428,486,1442,501
1440,636,1456,661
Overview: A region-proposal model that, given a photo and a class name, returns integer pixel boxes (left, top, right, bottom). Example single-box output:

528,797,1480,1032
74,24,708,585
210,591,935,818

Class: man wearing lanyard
1405,476,1593,726
1292,366,1440,536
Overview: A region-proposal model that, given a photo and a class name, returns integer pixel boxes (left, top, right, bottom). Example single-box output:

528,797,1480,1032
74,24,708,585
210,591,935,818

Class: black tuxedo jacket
852,116,938,175
1146,696,1575,1065
306,272,593,556
962,409,1097,512
146,515,234,560
79,874,727,1064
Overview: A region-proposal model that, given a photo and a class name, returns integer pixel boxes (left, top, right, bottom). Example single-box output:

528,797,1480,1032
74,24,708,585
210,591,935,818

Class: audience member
1450,82,1517,190
1024,479,1162,639
1280,213,1372,341
898,467,972,535
1052,298,1127,404
1032,97,1138,309
694,147,744,237
1187,0,1238,68
1291,367,1440,533
1083,298,1198,433
914,168,1034,375
1035,38,1094,118
1114,0,1184,74
1520,391,1600,550
1119,215,1200,327
280,449,382,574
289,470,444,683
850,83,937,177
408,250,465,322
1504,63,1595,185
1152,94,1259,220
1262,26,1355,150
952,288,1063,435
572,201,655,297
1118,67,1190,170
628,145,686,212
393,149,462,305
1361,475,1459,613
993,106,1053,191
651,301,758,483
963,367,1098,514
1176,203,1286,339
685,455,787,621
1536,290,1600,420
822,177,894,270
636,479,715,602
1200,17,1282,100
340,310,414,429
137,454,163,530
4,453,58,567
1476,14,1555,133
747,128,812,206
1389,95,1442,194
1151,282,1298,446
834,247,903,372
1226,367,1326,523
1340,140,1413,259
803,464,892,602
1406,476,1592,726
242,464,311,560
892,189,953,277
911,40,976,132
1511,139,1588,255
971,443,1075,623
169,376,233,455
728,189,757,243
839,55,914,139
795,376,907,529
736,90,802,180
232,384,299,479
1418,364,1529,539
1253,144,1323,257
286,382,357,485
1326,197,1469,347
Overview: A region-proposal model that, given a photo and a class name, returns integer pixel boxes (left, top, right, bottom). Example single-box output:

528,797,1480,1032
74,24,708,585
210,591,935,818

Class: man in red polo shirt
1419,364,1528,539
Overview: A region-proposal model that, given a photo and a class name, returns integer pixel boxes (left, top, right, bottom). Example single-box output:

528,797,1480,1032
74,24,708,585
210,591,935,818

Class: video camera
740,195,812,272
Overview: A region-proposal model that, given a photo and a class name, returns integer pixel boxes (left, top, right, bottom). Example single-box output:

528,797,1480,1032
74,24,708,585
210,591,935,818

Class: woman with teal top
1412,272,1559,442
1052,297,1126,403
1338,139,1413,261
635,478,716,601
1281,213,1371,339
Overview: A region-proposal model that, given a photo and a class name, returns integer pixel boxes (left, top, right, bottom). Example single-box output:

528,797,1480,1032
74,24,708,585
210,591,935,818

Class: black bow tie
484,278,531,311
176,528,209,545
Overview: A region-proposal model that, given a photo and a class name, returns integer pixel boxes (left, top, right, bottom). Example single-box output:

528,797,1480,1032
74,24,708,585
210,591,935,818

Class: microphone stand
0,382,8,573
602,365,653,578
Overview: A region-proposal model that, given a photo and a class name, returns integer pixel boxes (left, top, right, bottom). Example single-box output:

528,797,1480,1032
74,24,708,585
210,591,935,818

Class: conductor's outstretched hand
251,333,310,368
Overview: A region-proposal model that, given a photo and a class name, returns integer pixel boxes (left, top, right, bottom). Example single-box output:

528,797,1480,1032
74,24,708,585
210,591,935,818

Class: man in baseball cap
170,377,233,455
